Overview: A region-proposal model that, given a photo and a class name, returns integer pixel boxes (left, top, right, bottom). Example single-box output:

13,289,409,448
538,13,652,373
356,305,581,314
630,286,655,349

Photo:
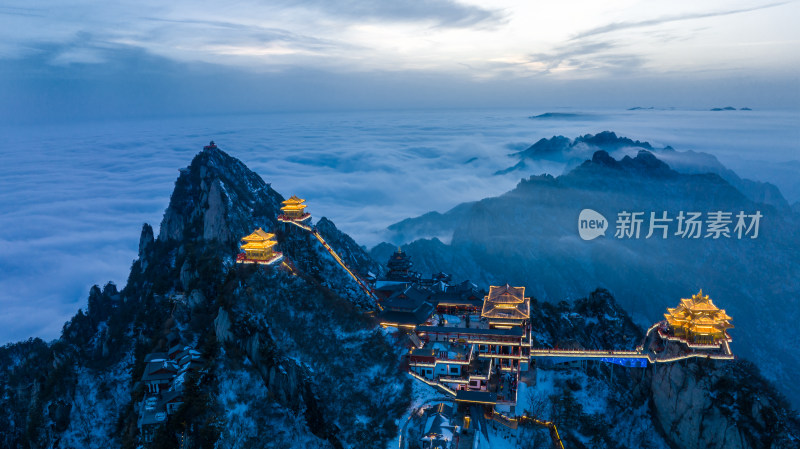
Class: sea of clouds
1,107,797,344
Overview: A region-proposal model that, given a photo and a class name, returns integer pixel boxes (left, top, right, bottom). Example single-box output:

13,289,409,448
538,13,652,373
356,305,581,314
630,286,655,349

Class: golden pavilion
481,284,530,329
664,290,733,346
279,195,310,221
237,228,281,264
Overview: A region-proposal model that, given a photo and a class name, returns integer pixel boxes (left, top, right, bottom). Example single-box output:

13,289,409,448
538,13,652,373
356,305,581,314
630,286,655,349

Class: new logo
579,209,607,240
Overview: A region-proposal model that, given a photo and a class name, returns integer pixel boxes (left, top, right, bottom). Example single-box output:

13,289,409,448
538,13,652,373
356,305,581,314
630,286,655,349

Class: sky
1,0,799,123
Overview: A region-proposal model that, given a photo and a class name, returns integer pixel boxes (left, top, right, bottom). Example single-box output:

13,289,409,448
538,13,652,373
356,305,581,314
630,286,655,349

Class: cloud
277,0,505,28
136,17,351,60
511,40,646,76
0,0,503,70
0,5,45,18
2,105,799,345
569,2,789,41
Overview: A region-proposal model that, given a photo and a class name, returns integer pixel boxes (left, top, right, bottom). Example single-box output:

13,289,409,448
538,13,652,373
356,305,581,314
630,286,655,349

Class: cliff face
157,145,285,247
650,361,745,449
649,359,798,449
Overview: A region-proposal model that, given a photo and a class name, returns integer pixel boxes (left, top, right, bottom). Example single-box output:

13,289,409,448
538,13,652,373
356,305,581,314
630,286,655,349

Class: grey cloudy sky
0,0,798,122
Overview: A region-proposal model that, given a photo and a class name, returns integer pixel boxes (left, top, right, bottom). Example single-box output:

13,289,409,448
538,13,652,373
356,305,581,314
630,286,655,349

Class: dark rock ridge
380,149,800,409
528,112,597,120
0,144,406,448
158,144,284,247
495,131,790,211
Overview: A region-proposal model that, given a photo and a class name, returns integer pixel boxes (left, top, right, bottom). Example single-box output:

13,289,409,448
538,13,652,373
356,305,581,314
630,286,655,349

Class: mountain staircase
281,217,381,306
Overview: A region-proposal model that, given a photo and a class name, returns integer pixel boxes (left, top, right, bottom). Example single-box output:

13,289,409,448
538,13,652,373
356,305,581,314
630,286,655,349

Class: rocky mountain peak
138,222,154,256
157,143,284,248
590,149,620,168
578,149,678,179
620,149,673,175
575,130,653,150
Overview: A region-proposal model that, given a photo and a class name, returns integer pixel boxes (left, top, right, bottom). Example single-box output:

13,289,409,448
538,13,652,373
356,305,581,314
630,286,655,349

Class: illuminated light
454,399,496,405
280,195,309,219
236,251,284,266
663,290,733,346
481,284,531,323
237,228,281,263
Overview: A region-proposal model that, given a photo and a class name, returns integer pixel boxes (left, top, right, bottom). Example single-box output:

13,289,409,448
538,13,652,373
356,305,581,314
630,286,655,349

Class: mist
0,108,797,343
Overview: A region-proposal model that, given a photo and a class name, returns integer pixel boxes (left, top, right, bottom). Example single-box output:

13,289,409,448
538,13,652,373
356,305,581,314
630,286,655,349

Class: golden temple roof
664,290,733,336
281,195,306,205
281,195,308,214
241,228,275,243
486,284,526,303
481,284,530,320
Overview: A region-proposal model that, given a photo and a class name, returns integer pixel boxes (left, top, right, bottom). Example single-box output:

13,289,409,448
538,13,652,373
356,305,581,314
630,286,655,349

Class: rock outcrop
650,360,798,449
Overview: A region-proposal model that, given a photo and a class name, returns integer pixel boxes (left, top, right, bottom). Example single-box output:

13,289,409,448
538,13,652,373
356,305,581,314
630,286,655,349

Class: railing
409,357,470,366
519,416,565,449
438,376,469,384
311,229,378,301
235,252,284,265
492,411,518,429
530,348,644,357
407,371,457,396
279,214,380,304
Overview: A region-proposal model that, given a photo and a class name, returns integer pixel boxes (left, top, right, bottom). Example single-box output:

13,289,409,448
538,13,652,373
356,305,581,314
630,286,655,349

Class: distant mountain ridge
495,131,790,211
380,146,800,408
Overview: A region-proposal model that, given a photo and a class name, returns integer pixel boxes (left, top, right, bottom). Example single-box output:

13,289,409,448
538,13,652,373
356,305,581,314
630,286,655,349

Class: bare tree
524,389,550,421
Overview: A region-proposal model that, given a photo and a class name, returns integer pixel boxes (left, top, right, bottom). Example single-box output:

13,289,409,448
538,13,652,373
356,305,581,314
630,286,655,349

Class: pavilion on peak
481,284,530,329
236,227,283,265
279,195,311,221
664,290,733,346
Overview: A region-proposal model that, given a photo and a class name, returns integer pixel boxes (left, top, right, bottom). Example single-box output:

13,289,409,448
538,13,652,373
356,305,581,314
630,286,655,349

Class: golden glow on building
481,284,530,326
280,195,309,219
664,290,733,345
239,228,278,261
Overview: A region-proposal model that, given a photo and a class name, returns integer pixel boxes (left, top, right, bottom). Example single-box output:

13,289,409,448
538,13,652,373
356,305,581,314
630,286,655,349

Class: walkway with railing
279,216,380,305
530,322,735,366
517,415,565,449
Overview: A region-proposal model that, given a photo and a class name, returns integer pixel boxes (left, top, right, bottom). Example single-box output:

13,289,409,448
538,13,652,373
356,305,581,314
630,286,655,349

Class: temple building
480,284,530,330
236,228,283,265
375,248,420,289
279,195,311,221
663,290,733,347
386,248,416,280
376,285,435,329
433,280,484,316
419,403,456,449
